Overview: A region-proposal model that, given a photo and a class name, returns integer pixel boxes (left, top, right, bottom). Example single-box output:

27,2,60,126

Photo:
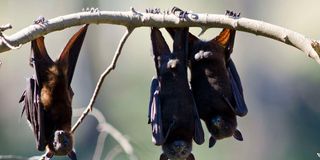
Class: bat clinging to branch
167,10,248,148
19,24,88,160
148,27,204,160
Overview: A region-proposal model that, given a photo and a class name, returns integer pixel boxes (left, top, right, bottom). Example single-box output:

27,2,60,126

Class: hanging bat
148,27,205,160
19,24,89,159
166,10,248,148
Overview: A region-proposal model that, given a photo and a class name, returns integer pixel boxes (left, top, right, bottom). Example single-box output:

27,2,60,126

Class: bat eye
63,138,70,146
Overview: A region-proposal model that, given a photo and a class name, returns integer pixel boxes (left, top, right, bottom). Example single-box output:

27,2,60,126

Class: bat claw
209,136,216,148
146,8,161,14
34,16,48,28
171,6,188,20
233,129,243,141
225,10,241,18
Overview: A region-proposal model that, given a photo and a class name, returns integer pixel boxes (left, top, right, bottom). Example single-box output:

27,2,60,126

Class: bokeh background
0,0,320,160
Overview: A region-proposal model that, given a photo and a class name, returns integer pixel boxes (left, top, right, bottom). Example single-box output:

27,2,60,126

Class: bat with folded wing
166,10,248,148
19,24,88,160
148,27,204,160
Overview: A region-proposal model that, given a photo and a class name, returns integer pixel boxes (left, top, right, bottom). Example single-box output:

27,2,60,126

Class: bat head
207,114,243,147
162,140,192,160
209,115,236,139
52,130,74,155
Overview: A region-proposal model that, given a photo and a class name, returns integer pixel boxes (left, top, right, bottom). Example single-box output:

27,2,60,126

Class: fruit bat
148,27,205,160
166,10,248,148
19,24,89,159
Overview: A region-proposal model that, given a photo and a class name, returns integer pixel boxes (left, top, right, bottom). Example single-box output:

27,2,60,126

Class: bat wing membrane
191,93,205,145
59,24,89,86
227,59,248,116
148,77,164,145
215,28,248,116
20,77,46,151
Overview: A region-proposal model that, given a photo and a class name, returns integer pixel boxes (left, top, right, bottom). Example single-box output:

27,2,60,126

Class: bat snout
211,116,223,128
52,130,73,155
163,140,192,160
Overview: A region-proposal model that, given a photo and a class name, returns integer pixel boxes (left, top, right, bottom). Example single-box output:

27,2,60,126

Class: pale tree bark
0,7,319,63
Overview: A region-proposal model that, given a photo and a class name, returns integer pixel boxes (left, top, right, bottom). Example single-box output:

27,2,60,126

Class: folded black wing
148,77,164,145
227,59,248,117
190,91,205,145
19,77,46,151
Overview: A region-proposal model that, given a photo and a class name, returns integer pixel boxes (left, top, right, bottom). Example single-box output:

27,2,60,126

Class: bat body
20,24,88,159
166,10,248,148
148,27,204,160
188,28,247,147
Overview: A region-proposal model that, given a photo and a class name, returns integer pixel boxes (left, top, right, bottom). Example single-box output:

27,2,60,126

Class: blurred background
0,0,320,160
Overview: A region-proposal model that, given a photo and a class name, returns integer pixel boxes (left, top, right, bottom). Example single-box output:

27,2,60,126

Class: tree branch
0,8,319,63
71,27,133,133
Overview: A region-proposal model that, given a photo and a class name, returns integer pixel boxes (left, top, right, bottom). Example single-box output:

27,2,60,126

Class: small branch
71,27,133,133
0,23,21,50
73,107,137,160
0,8,319,63
92,131,108,160
0,155,41,160
0,24,12,32
105,145,123,160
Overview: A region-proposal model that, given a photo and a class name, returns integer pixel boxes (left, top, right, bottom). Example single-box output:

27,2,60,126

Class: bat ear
151,27,171,57
58,24,89,85
211,28,236,59
159,153,168,160
31,36,54,84
209,136,216,148
186,153,195,160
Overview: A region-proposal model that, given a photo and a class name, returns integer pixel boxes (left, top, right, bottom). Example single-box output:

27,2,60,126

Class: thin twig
0,24,12,32
97,122,134,156
72,107,137,160
0,23,21,50
0,8,319,63
92,131,108,160
0,155,42,160
0,36,22,50
71,27,134,133
105,145,123,160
